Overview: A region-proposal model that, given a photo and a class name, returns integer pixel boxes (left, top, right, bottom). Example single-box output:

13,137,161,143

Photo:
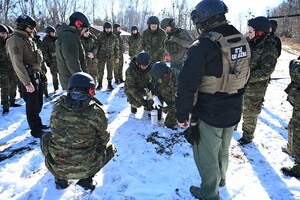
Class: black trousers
21,72,43,135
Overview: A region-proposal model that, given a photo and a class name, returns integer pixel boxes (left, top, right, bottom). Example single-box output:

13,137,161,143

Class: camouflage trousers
97,59,114,83
114,54,124,81
164,107,177,128
242,80,269,141
0,66,19,109
49,62,59,91
125,89,146,108
87,59,98,83
41,63,48,97
287,107,300,161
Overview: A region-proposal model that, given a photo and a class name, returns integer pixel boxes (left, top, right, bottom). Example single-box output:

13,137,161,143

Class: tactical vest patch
231,45,247,61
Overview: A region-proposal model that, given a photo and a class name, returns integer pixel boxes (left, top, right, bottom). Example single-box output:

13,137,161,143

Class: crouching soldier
40,72,116,191
281,57,300,178
150,61,179,129
124,51,153,113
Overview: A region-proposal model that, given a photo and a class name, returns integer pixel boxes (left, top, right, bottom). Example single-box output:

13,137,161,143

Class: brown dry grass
282,38,300,52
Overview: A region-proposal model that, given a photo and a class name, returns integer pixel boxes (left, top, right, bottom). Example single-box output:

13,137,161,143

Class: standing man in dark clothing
269,19,281,58
175,0,250,199
160,18,194,71
56,11,89,90
6,15,47,138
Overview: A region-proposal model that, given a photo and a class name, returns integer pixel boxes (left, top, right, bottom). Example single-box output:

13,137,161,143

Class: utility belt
25,64,40,77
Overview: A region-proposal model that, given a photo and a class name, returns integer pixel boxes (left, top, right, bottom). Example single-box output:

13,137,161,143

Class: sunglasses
27,26,35,30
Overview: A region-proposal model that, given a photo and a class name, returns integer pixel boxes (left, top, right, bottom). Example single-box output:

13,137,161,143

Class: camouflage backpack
286,58,300,108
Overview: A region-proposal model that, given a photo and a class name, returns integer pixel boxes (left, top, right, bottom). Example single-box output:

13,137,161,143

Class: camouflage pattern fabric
165,27,194,71
142,27,166,64
124,57,151,107
0,38,9,110
40,94,111,179
80,33,98,82
42,35,59,91
152,67,179,127
7,62,19,105
96,32,119,82
40,62,49,97
242,36,278,141
128,32,143,59
113,31,124,81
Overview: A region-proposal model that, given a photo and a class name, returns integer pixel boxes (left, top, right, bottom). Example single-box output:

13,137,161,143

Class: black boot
2,109,9,116
131,106,137,114
119,78,124,83
55,177,69,189
107,80,114,91
96,82,102,90
76,176,96,191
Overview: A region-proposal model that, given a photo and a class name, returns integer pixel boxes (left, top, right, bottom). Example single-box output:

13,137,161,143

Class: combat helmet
161,18,175,29
45,26,55,33
147,16,160,25
150,62,169,80
68,72,95,92
0,24,8,33
248,16,270,33
16,14,37,30
136,52,150,66
190,0,228,29
69,11,90,28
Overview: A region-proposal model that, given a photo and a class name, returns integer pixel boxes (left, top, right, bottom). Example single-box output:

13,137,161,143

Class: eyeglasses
248,30,255,34
27,26,35,30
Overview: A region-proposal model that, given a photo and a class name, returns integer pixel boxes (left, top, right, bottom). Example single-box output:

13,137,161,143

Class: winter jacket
96,31,119,61
41,93,109,179
176,23,249,128
128,32,143,58
55,24,87,89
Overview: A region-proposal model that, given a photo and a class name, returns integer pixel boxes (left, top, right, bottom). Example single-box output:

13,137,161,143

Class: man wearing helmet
175,0,251,199
238,16,278,145
113,23,124,84
95,21,119,90
6,14,47,138
124,51,153,113
160,18,194,71
128,25,143,60
149,61,179,129
55,11,90,90
41,72,116,191
142,16,166,65
269,19,281,57
42,26,59,92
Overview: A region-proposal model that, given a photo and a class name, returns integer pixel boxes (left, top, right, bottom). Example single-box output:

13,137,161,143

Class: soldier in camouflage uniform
124,51,153,113
150,62,179,129
96,22,119,90
281,57,300,178
142,16,166,65
0,25,10,115
33,30,49,98
128,25,143,60
5,25,22,108
238,16,278,145
42,26,59,92
113,23,124,84
80,29,98,82
41,72,116,191
161,18,194,71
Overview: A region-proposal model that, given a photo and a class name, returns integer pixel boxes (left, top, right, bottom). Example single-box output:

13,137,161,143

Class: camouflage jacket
128,32,143,58
6,29,43,86
142,27,166,63
153,67,179,106
124,57,152,102
0,38,9,72
41,93,110,179
96,32,119,61
165,27,194,67
248,36,278,84
113,31,124,56
55,24,87,89
80,33,97,60
41,35,56,63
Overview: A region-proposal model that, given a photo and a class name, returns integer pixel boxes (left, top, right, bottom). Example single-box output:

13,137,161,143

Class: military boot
55,177,70,189
189,186,204,200
76,176,96,191
107,80,114,91
96,82,102,90
281,164,300,178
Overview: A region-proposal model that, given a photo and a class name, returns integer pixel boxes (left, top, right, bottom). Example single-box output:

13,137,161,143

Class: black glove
183,125,200,145
147,82,156,92
141,99,153,111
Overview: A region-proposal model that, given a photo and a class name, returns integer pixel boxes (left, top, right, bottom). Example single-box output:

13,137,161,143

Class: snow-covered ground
0,50,299,200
